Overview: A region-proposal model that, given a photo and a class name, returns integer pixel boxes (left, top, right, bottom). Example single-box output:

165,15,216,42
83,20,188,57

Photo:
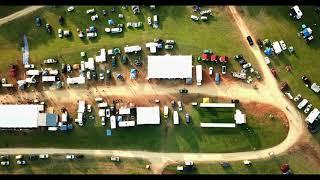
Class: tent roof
0,105,40,128
136,107,160,125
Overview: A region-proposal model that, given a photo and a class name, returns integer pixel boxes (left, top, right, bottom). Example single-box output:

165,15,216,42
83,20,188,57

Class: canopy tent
264,47,273,56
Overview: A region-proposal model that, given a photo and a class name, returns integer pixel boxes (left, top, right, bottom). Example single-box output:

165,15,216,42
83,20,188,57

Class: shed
119,108,131,115
173,111,179,125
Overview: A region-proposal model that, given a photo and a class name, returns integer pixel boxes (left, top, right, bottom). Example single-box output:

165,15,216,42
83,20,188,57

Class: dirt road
0,6,307,174
0,6,45,27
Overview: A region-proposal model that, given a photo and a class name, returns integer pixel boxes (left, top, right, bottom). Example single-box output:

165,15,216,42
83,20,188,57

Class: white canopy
0,105,40,128
147,55,192,79
136,107,160,125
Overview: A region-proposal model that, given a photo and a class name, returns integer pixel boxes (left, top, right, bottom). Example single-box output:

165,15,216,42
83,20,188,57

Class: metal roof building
0,105,40,128
147,55,192,79
136,107,160,125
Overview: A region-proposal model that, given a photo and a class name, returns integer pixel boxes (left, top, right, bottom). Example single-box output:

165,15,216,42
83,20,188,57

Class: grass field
0,6,257,77
0,155,151,174
0,6,27,18
163,151,320,174
237,6,320,142
0,98,288,153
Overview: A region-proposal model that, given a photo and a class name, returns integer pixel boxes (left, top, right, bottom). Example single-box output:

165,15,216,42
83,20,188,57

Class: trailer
200,123,236,128
196,65,202,86
98,102,108,108
173,111,179,125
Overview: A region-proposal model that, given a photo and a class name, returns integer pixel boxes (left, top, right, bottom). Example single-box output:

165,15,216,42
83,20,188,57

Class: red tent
210,55,218,63
219,56,229,63
202,53,210,61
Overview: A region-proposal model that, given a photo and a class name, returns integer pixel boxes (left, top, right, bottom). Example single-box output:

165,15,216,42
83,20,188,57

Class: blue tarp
106,129,112,136
22,34,29,65
302,28,311,37
46,113,58,127
130,69,137,79
264,47,273,56
117,116,123,122
89,26,95,32
108,19,115,25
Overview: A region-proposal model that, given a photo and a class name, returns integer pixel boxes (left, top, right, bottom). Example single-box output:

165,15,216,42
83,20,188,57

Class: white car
222,65,227,75
279,40,287,50
87,104,92,113
264,57,270,65
17,160,27,165
209,67,213,76
191,15,199,21
242,63,252,69
66,154,75,160
99,72,104,80
86,71,91,80
304,104,312,114
111,156,120,162
147,17,152,25
15,155,23,160
67,6,75,12
165,45,174,50
165,40,175,45
86,8,95,14
39,154,49,159
200,16,208,21
0,161,9,166
294,94,302,102
58,29,63,38
177,101,182,111
101,117,106,126
91,14,98,21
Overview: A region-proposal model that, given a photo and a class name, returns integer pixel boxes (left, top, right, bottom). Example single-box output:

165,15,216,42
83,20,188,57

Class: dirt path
0,6,308,174
0,6,45,27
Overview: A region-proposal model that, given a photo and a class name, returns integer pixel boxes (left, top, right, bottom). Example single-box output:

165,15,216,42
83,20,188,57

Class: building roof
136,107,160,125
0,105,40,128
147,55,192,79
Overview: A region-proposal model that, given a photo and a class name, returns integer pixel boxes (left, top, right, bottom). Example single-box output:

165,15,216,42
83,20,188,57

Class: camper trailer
196,65,202,86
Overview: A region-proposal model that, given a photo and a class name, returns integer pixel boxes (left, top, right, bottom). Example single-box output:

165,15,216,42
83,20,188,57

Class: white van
297,99,308,109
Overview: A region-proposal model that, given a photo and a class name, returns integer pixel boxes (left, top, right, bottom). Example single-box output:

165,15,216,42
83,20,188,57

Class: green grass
163,151,320,174
237,6,320,142
0,99,288,153
0,6,257,76
0,155,151,174
0,6,27,18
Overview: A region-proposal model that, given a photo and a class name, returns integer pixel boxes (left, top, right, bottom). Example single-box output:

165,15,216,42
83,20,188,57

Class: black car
102,9,107,16
239,59,247,66
185,113,190,123
231,99,240,103
302,76,311,87
106,69,111,80
92,71,97,80
0,155,9,161
75,154,84,159
234,54,243,61
179,88,188,94
308,121,319,134
257,39,263,49
247,36,254,46
29,155,38,160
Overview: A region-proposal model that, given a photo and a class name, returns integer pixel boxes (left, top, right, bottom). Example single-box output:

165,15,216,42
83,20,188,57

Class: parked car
177,101,182,111
191,15,199,21
39,154,49,159
101,117,106,126
66,64,72,73
106,109,111,118
222,65,227,74
165,45,174,50
86,71,91,80
242,63,252,69
35,17,41,27
111,156,120,162
106,69,111,80
209,67,213,76
43,58,58,64
111,56,116,67
302,76,311,87
102,9,107,16
147,17,152,25
58,29,63,38
67,6,75,12
0,161,9,166
308,121,319,134
234,54,243,60
304,104,312,114
246,36,254,46
165,40,175,45
92,71,97,80
179,88,188,94
99,72,105,80
257,39,263,49
279,40,287,50
185,113,190,123
294,94,302,102
65,154,75,160
28,155,38,160
17,160,27,165
231,99,240,103
239,59,247,66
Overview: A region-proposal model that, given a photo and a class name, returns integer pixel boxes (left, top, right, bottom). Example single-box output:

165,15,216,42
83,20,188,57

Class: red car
210,55,219,63
271,68,277,77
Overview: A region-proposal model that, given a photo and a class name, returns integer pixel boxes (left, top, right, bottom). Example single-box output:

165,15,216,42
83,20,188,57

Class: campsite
0,5,320,175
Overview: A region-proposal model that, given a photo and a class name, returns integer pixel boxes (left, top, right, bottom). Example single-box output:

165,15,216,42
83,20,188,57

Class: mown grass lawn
237,6,320,142
0,6,27,18
163,150,320,174
0,155,151,174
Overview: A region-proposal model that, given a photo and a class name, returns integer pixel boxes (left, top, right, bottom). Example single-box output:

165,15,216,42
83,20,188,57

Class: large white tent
147,55,192,79
0,105,40,128
136,107,160,125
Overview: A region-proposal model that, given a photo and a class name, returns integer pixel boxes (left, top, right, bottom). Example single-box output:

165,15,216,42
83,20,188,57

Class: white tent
147,55,193,79
0,105,40,128
119,108,131,115
272,41,282,55
124,45,142,53
95,49,106,63
136,107,160,125
85,57,95,70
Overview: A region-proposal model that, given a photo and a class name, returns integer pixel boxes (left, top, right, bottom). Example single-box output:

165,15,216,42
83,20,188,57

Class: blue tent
89,26,95,32
108,19,115,25
130,69,137,79
264,47,273,56
117,116,123,122
302,28,311,37
106,129,112,136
